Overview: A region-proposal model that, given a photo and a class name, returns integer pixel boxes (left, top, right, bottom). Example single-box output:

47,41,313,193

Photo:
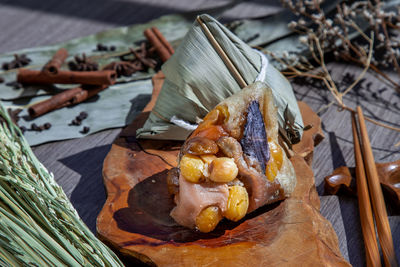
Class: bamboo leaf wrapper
137,14,304,144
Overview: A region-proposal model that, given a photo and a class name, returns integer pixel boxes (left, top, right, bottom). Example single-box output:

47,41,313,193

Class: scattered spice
102,61,142,77
96,43,108,51
103,38,166,77
43,123,52,129
29,122,52,132
95,43,116,52
30,123,41,131
129,45,157,69
2,54,31,70
80,126,90,134
68,54,99,71
69,119,81,126
5,81,22,89
12,28,175,127
103,27,174,78
69,111,88,126
78,111,88,120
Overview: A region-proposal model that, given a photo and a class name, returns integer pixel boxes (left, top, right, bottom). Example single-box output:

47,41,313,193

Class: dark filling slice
240,100,270,173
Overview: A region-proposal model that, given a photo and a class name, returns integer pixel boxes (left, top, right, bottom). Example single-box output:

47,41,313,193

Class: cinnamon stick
151,27,174,55
144,28,173,62
70,85,107,105
28,85,107,118
28,87,83,118
17,69,116,86
351,113,380,267
357,106,398,267
42,48,68,75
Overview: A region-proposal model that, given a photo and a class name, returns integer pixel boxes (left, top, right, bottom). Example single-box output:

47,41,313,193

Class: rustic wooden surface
325,161,400,206
1,1,399,266
98,72,350,266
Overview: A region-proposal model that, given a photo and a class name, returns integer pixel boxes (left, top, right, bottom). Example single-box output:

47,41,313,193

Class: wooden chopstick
351,112,381,267
356,106,398,267
196,16,248,89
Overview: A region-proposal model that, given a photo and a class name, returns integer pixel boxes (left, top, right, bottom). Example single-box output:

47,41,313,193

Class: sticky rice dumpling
167,82,296,232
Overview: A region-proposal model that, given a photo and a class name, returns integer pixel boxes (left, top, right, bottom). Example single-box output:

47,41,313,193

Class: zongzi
167,82,296,232
136,14,304,145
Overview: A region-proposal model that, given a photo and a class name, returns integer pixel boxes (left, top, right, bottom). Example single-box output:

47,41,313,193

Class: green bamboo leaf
4,78,154,146
0,14,193,101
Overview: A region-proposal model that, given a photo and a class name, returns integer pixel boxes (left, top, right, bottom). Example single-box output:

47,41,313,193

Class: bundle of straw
0,103,123,266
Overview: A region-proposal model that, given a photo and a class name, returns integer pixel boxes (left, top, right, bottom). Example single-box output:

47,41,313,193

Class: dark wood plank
293,62,400,266
98,77,348,266
0,0,282,53
32,128,121,232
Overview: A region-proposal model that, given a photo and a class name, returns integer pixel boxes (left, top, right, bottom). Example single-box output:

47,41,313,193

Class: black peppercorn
78,111,88,120
31,123,41,131
44,123,52,129
80,126,90,134
6,81,22,89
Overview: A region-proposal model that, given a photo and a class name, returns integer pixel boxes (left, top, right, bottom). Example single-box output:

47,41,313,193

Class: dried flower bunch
282,0,400,77
276,0,400,133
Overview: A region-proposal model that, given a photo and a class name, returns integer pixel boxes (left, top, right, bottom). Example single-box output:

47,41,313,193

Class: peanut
195,206,222,233
200,154,217,165
209,157,238,183
225,185,249,222
180,154,204,183
182,136,218,155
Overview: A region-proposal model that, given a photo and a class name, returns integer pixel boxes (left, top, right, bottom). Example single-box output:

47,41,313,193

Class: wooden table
1,1,399,266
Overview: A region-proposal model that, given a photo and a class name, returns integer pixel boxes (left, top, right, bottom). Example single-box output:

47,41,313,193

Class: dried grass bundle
0,103,123,266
